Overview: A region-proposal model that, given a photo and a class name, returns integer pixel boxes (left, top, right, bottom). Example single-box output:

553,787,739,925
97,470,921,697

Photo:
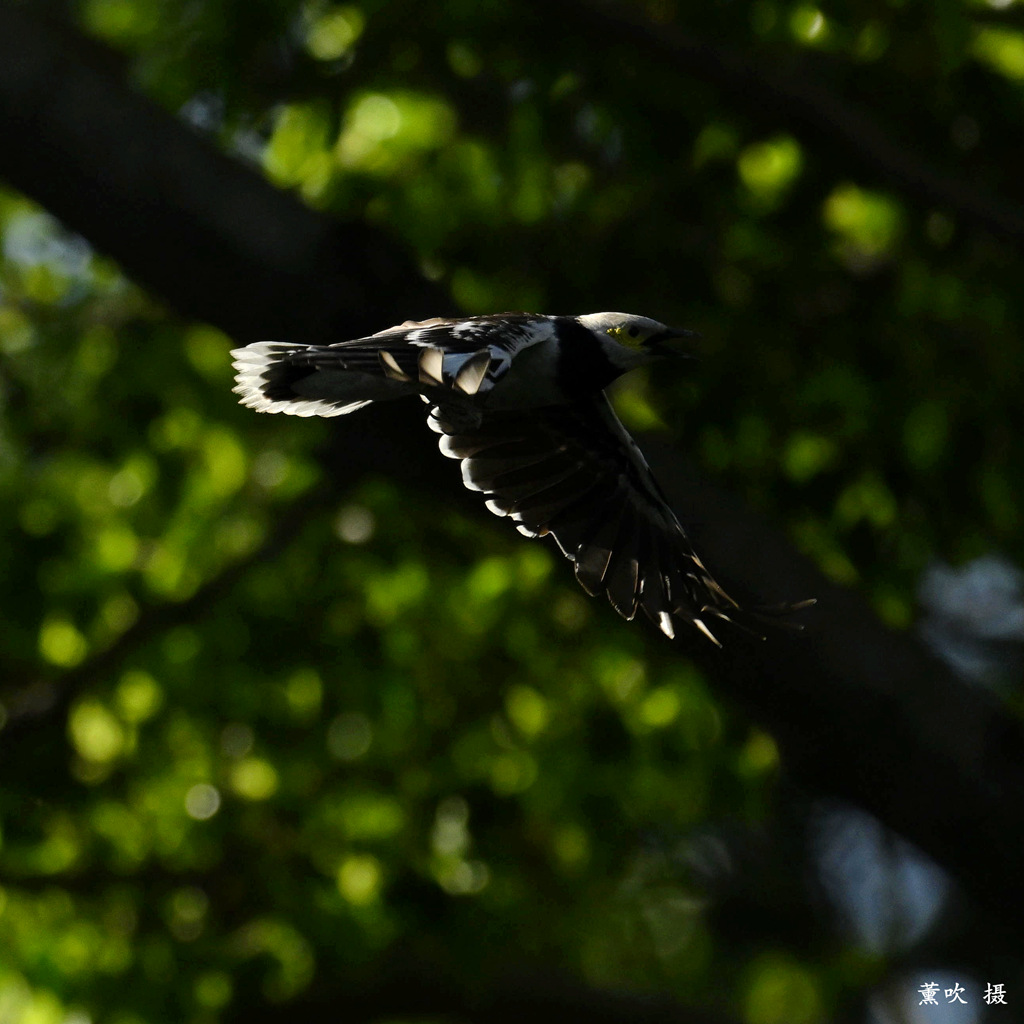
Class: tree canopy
1,2,1023,1023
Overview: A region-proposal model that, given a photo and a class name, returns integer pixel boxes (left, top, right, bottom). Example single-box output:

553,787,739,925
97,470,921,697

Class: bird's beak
644,327,700,360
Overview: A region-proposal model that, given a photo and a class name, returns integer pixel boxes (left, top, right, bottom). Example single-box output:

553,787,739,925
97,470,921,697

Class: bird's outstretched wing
428,393,761,645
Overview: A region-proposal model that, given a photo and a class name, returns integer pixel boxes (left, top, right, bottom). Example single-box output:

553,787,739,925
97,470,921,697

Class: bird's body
232,313,665,417
232,312,808,645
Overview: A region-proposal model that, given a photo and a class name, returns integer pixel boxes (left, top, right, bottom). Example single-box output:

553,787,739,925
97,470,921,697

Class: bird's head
577,312,698,364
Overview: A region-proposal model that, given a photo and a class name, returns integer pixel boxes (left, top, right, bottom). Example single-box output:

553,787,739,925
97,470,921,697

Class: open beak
644,327,701,360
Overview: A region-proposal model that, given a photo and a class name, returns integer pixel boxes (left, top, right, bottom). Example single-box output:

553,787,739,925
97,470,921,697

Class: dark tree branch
0,3,441,345
2,1,1024,945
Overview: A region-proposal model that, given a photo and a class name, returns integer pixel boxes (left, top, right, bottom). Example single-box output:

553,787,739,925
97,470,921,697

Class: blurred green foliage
1,0,1023,1021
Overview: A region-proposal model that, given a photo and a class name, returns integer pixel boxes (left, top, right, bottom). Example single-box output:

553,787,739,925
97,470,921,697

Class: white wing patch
379,350,412,382
418,347,445,385
452,351,492,395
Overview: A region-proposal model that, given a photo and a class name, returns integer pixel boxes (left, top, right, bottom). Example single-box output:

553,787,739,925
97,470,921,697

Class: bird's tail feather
231,341,414,417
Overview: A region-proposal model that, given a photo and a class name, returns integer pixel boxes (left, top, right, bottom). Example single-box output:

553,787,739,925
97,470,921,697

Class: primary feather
231,312,812,645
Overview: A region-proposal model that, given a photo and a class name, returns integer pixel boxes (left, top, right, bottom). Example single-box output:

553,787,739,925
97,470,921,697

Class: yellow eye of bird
609,324,643,346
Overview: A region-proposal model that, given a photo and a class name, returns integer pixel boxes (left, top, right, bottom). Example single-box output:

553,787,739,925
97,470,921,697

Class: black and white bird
231,312,808,645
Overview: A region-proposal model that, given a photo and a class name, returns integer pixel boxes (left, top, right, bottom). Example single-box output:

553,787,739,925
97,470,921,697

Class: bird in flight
231,312,810,645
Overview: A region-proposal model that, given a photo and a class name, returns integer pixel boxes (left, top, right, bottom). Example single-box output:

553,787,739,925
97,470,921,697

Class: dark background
1,1,1023,1021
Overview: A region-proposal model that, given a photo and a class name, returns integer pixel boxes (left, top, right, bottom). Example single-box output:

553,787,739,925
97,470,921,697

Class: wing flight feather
429,394,752,644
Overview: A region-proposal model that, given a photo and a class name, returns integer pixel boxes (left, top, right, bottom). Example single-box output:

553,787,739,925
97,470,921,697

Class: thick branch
0,4,440,345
